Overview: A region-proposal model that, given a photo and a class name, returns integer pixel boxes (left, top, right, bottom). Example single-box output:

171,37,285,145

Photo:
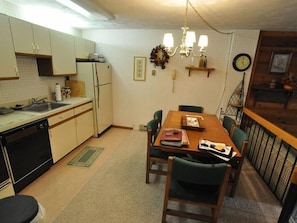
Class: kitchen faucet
31,97,48,104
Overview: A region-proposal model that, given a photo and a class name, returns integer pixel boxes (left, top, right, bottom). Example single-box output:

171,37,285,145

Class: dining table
153,110,244,196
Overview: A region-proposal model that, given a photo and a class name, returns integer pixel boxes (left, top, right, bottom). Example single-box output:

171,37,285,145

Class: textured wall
0,56,65,105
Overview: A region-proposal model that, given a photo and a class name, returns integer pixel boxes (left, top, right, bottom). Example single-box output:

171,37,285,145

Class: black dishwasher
0,118,53,193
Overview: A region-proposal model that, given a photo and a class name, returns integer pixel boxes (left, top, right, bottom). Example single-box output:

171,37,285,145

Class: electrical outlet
139,124,147,131
152,70,156,76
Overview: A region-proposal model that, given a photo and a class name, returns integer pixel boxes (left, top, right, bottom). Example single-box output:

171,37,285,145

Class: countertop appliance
0,118,53,193
72,62,113,136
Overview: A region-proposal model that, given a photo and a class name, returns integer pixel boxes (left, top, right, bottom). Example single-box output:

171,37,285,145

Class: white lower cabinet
49,118,77,163
49,102,94,163
0,179,15,199
75,110,94,146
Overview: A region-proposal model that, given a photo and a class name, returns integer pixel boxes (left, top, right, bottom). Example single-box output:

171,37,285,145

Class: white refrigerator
73,62,113,136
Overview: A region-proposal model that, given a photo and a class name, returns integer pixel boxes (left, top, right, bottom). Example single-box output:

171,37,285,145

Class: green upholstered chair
178,105,203,113
162,156,231,223
229,126,248,197
153,110,162,133
222,116,236,135
146,119,170,183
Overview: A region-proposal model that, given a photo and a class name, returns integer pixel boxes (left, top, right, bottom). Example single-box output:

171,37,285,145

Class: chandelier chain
184,0,189,28
188,0,234,35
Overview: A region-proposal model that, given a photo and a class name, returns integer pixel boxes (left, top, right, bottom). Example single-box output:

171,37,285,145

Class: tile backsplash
0,56,65,105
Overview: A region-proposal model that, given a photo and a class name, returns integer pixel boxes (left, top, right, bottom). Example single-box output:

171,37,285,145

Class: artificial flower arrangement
149,45,169,69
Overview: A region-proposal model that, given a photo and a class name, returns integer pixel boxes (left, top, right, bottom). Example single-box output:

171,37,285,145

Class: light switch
152,70,156,76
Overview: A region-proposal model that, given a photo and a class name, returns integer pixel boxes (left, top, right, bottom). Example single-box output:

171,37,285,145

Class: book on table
160,129,189,147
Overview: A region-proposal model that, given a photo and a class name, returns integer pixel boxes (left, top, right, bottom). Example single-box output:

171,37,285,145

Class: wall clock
232,53,252,72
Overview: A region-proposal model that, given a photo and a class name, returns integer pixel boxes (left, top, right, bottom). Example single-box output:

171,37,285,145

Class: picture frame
268,51,293,74
133,56,146,81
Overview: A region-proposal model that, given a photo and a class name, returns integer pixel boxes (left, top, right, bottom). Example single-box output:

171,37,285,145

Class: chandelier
162,0,208,60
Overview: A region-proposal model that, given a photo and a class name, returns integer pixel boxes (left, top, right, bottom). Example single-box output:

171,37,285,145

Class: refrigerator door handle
97,86,100,108
95,67,100,87
94,65,100,109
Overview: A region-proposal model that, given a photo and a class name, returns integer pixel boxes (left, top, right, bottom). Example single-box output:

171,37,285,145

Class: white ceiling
5,0,297,31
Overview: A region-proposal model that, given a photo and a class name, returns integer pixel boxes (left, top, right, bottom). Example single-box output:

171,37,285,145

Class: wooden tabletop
154,110,242,160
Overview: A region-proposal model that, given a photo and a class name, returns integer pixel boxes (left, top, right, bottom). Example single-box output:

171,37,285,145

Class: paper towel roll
55,83,62,102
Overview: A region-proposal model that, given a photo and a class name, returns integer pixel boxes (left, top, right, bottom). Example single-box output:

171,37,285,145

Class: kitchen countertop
0,97,92,133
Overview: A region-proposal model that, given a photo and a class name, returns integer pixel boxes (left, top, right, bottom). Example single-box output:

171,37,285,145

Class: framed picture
133,56,146,81
268,51,293,74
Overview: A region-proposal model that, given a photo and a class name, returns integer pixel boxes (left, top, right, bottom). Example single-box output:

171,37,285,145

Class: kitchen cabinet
0,14,18,79
49,102,94,163
50,30,76,76
49,119,77,163
75,37,95,60
32,24,52,55
48,109,76,163
0,179,15,199
86,39,96,56
74,102,94,145
9,17,51,56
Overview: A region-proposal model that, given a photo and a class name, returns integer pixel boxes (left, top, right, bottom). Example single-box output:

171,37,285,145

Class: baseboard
111,125,133,130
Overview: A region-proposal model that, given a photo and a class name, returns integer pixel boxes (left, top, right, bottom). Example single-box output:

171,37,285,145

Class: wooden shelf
185,66,215,77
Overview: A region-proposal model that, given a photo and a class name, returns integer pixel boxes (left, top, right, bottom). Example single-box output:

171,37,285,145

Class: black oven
0,118,53,193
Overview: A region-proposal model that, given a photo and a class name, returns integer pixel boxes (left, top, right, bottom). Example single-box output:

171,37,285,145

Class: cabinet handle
15,66,19,76
59,115,65,119
35,44,40,52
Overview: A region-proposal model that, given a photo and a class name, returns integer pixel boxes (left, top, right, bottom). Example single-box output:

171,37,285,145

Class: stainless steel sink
22,102,69,113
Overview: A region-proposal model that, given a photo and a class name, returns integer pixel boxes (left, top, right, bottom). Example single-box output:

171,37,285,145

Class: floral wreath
149,45,170,69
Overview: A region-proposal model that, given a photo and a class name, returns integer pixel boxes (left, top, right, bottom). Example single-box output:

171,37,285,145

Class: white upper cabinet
85,39,96,56
75,36,95,59
0,14,18,79
32,24,52,55
50,30,76,75
9,17,51,56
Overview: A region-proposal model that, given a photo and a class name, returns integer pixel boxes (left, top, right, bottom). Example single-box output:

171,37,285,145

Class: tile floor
19,127,131,223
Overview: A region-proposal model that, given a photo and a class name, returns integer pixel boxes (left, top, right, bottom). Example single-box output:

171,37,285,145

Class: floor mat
67,146,104,167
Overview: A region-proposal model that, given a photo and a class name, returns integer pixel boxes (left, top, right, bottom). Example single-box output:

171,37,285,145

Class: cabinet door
75,37,95,59
9,17,35,54
50,30,76,75
76,110,94,145
85,39,96,56
49,119,77,163
0,14,18,79
75,36,86,59
32,24,51,56
0,180,15,199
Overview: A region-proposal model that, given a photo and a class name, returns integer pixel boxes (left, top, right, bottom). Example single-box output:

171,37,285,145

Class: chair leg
145,160,150,184
230,175,240,197
211,208,220,223
161,207,168,222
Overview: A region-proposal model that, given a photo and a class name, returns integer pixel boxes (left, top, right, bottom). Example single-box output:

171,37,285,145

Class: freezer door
95,63,111,86
94,84,113,134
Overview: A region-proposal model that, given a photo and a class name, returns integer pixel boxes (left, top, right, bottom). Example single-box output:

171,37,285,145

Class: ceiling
5,0,297,31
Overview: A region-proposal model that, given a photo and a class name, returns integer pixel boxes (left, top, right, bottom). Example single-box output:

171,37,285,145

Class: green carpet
67,146,104,167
